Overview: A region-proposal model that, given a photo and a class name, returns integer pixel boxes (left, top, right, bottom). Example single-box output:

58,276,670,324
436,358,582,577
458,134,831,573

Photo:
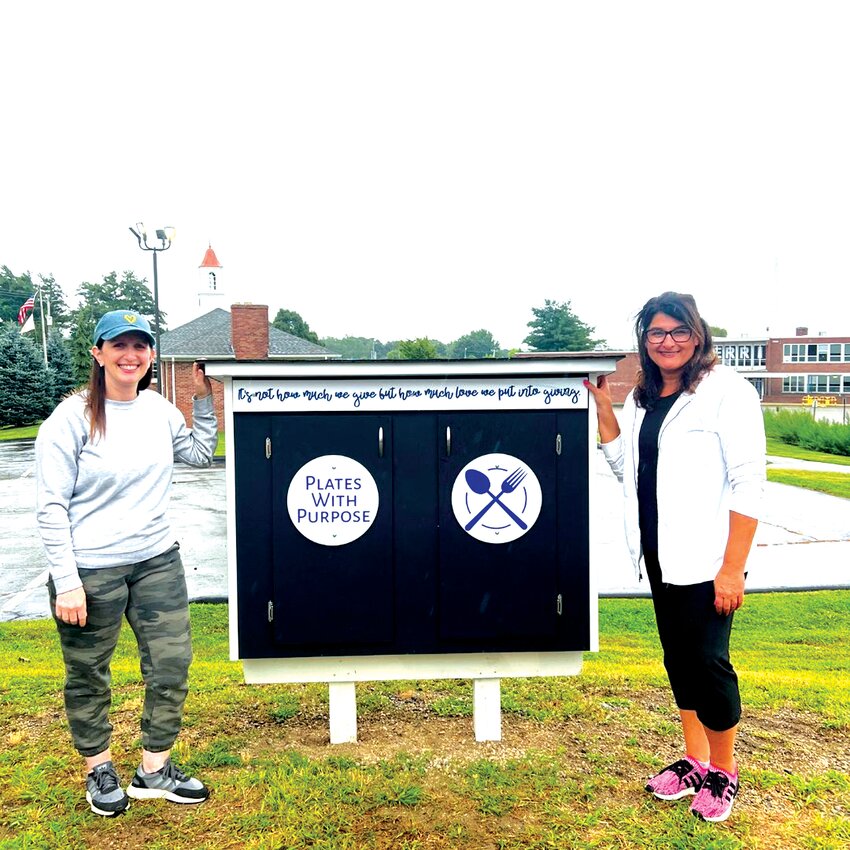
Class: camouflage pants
49,543,193,758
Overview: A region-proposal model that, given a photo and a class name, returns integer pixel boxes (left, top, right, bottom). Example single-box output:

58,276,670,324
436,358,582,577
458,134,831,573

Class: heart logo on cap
124,314,137,323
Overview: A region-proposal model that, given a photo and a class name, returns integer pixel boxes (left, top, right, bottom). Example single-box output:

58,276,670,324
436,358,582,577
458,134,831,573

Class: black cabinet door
270,414,394,650
436,412,560,646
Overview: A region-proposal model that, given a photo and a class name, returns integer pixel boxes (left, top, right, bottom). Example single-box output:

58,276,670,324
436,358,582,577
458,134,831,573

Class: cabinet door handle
446,426,451,456
556,433,562,456
378,426,384,458
265,437,272,459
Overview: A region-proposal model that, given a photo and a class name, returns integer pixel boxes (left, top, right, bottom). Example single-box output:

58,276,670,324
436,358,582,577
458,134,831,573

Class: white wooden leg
473,678,502,742
328,681,357,744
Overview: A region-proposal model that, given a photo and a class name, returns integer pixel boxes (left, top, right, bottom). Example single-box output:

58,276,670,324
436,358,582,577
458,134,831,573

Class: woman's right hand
583,376,621,442
55,587,87,627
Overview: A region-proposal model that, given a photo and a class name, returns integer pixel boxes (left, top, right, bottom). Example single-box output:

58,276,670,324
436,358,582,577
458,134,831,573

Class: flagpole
37,282,48,365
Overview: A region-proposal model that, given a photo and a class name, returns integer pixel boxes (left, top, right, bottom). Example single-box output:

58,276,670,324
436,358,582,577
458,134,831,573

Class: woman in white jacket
586,292,765,824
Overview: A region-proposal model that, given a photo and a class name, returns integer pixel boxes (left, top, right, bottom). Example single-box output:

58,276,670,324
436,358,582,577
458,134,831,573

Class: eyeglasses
645,326,693,344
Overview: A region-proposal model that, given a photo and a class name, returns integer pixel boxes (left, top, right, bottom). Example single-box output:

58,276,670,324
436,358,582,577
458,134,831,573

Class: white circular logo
451,453,542,544
287,455,379,546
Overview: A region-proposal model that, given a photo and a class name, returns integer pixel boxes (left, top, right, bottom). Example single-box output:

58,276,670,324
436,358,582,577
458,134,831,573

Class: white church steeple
198,244,225,312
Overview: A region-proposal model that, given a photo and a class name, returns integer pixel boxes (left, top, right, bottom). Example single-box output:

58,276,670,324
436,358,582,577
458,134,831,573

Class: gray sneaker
85,761,130,816
126,758,209,804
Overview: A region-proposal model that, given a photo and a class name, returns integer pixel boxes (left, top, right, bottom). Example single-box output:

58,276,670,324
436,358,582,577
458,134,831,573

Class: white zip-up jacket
601,365,765,585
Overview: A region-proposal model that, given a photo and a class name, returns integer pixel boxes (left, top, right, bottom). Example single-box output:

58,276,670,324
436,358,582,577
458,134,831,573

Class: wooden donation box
204,356,619,742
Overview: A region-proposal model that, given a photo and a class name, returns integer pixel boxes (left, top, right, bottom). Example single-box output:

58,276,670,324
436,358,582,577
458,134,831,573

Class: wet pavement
0,440,227,622
1,441,848,622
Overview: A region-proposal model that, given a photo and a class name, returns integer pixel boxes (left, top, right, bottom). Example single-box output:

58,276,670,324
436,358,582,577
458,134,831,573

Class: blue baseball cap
92,310,156,347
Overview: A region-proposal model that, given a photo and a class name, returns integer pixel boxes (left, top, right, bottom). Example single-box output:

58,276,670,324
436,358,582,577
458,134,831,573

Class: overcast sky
2,1,849,351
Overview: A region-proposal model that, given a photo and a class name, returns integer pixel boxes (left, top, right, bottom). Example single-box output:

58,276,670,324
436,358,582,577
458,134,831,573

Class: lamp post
129,223,175,393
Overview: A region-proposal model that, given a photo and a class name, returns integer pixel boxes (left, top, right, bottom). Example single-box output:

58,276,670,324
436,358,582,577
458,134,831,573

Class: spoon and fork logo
451,453,542,544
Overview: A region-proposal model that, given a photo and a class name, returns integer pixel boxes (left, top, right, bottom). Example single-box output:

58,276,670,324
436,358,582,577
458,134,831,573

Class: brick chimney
795,326,809,337
231,303,269,359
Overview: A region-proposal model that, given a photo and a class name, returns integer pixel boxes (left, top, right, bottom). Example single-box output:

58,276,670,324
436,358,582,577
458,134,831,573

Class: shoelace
159,759,190,783
702,769,732,800
91,764,121,793
667,759,700,779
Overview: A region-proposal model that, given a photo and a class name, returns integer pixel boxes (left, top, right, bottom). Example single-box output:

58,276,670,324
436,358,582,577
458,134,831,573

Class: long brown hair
84,338,153,440
633,292,717,410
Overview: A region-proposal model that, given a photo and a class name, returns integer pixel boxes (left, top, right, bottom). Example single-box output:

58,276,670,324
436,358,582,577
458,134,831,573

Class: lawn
1,593,848,849
766,468,850,499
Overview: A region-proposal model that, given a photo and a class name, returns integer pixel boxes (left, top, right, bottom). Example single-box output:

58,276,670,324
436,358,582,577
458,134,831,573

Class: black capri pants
643,549,741,732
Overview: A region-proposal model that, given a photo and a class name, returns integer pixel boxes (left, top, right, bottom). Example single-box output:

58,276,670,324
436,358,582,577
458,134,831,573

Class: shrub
763,409,850,457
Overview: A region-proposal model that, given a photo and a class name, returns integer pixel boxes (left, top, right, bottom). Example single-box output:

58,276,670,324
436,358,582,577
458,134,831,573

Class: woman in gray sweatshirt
35,309,217,816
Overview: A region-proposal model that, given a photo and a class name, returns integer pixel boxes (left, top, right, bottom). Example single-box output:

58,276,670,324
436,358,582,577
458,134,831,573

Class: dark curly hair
633,291,716,410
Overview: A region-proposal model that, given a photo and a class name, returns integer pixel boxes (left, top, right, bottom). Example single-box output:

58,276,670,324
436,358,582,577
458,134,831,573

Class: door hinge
267,600,274,622
556,593,563,616
265,437,272,459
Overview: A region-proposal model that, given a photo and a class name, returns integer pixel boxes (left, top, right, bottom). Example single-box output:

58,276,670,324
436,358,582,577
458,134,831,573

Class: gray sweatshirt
35,390,218,594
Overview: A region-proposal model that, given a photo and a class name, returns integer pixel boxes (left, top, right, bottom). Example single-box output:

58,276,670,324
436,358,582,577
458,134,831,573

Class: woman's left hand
713,567,745,616
192,362,212,399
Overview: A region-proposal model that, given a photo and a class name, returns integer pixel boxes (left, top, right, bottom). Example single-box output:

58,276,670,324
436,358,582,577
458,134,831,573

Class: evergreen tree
523,299,604,351
46,329,79,406
0,325,52,427
272,308,319,344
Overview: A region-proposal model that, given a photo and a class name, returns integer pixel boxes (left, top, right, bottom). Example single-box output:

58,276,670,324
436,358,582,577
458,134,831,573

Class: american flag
17,295,35,325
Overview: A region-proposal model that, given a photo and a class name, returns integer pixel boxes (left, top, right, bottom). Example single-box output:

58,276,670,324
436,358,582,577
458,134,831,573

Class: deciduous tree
272,308,319,344
524,299,603,351
390,338,441,360
69,272,161,383
448,329,501,359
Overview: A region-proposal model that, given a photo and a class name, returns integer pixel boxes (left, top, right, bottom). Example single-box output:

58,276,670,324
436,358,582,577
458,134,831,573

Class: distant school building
517,326,850,424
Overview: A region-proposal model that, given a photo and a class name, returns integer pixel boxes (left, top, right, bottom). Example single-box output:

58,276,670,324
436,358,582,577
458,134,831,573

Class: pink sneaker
690,765,739,822
645,756,708,800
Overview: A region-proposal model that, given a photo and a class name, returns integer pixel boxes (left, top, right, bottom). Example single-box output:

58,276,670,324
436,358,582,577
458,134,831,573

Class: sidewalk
1,445,848,622
595,453,850,596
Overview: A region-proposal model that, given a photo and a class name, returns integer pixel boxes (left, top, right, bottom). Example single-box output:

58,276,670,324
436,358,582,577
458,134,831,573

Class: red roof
199,245,222,268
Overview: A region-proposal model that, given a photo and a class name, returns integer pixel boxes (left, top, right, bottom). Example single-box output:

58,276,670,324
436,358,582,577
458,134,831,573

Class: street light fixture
129,223,175,393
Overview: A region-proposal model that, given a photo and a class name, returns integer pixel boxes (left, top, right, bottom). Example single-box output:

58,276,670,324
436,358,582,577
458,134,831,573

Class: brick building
515,326,850,422
157,304,338,430
714,327,850,415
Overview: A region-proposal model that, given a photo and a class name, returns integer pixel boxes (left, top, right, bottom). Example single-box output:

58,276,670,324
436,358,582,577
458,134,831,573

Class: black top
637,391,682,552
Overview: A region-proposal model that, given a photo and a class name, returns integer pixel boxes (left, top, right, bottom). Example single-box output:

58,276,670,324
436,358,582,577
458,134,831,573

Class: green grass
766,437,850,467
0,423,226,458
0,424,39,440
767,468,850,499
1,594,848,849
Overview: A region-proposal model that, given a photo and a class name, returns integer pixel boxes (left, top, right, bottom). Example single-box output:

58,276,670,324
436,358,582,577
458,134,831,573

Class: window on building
784,342,849,363
783,375,805,393
805,375,842,394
